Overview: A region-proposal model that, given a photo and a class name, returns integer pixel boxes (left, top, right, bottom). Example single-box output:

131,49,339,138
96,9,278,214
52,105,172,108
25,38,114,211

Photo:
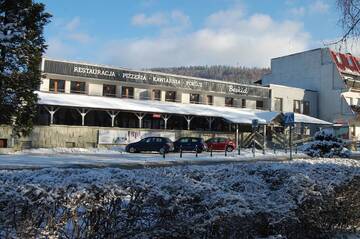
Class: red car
205,137,236,152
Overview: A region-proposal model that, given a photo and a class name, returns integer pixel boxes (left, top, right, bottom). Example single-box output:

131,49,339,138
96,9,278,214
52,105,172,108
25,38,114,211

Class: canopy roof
36,91,332,125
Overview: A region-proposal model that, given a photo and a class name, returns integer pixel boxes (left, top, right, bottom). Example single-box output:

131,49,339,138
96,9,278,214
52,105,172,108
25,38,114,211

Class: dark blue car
125,137,174,153
174,137,207,153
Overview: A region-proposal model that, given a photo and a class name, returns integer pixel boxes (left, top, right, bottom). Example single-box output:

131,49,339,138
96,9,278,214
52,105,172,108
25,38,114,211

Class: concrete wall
0,125,236,149
262,48,351,123
39,78,49,92
88,83,103,96
213,96,225,106
269,84,318,117
181,93,190,104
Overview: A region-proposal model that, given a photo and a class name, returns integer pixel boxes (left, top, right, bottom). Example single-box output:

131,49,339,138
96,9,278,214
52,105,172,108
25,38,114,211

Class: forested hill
148,66,270,84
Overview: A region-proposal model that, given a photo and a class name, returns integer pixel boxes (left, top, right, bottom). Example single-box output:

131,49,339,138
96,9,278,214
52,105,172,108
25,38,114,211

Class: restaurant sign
43,59,268,98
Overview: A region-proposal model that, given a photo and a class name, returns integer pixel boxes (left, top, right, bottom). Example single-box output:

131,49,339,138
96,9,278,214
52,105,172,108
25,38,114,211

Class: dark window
165,91,176,102
256,100,264,109
153,89,161,100
293,100,301,113
207,95,213,105
241,99,246,108
274,97,283,112
303,101,310,115
190,93,200,104
49,79,65,93
103,84,116,97
179,138,189,143
122,86,134,98
70,81,86,94
225,97,234,107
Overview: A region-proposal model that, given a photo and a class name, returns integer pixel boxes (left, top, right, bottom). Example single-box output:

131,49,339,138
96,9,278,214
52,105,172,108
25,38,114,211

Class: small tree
303,129,350,158
0,0,51,136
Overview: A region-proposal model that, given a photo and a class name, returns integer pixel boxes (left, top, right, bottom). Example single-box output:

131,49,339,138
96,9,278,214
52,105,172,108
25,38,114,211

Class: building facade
263,48,360,139
0,57,331,149
41,59,270,110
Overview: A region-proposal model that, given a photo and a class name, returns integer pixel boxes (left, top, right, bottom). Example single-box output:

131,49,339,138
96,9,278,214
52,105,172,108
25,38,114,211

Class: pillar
161,114,171,129
44,106,59,125
135,112,146,128
206,117,215,130
106,110,120,127
184,115,194,130
76,108,90,126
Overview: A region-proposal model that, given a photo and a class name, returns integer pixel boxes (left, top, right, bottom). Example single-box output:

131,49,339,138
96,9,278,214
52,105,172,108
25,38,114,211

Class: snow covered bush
0,159,359,238
302,129,351,158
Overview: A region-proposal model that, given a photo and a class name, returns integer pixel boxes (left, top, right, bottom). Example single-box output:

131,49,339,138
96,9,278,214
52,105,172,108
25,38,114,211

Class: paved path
0,151,309,170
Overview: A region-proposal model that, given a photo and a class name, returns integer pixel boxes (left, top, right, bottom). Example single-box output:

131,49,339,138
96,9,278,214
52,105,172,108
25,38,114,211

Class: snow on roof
36,91,332,125
294,113,332,125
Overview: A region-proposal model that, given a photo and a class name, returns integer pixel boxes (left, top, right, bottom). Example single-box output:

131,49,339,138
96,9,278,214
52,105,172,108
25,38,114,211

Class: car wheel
226,146,234,152
129,147,136,153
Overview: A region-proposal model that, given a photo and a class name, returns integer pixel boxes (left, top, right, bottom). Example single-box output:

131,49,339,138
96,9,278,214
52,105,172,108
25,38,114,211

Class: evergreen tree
0,0,51,136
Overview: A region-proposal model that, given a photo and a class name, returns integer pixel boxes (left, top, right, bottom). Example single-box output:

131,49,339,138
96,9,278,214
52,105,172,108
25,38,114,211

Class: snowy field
0,147,307,169
0,157,359,238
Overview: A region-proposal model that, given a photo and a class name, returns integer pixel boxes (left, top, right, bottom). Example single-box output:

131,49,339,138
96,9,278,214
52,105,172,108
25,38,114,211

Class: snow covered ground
0,147,307,169
0,157,359,238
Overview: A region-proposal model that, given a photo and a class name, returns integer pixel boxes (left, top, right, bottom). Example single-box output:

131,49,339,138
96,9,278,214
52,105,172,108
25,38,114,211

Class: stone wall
0,125,236,149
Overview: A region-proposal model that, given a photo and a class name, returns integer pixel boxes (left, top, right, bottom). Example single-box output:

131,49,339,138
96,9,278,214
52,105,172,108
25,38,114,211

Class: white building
262,48,360,139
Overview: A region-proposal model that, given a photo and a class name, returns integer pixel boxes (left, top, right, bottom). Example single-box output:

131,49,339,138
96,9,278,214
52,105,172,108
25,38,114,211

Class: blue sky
37,0,347,68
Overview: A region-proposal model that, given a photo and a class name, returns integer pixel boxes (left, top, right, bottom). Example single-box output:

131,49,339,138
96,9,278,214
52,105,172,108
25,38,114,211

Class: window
274,97,283,112
293,100,301,113
241,99,246,108
49,79,65,93
207,95,213,105
121,86,134,98
190,93,200,104
179,138,189,143
165,91,176,102
225,97,234,107
256,100,264,109
103,84,116,97
303,101,310,115
153,89,161,100
70,81,86,94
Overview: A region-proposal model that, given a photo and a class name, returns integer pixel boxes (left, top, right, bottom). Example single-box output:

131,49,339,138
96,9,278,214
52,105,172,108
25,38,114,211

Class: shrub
302,129,351,158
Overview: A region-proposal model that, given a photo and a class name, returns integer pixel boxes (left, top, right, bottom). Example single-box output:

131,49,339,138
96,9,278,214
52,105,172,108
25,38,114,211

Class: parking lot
0,147,307,170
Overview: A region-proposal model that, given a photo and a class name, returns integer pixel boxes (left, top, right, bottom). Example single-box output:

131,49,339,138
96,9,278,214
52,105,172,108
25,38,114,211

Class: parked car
205,137,236,152
125,137,174,153
174,137,207,153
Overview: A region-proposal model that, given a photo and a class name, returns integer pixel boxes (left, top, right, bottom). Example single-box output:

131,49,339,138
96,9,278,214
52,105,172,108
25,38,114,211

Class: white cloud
45,17,92,58
309,0,329,13
65,16,81,31
131,13,167,27
100,7,310,68
289,7,306,17
46,38,76,59
67,32,92,44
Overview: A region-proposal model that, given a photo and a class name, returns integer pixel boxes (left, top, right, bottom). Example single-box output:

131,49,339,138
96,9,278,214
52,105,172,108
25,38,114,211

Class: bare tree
336,0,360,43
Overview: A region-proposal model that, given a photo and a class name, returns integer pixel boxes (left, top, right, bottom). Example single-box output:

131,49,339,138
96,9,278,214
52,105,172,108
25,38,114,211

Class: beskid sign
43,59,269,98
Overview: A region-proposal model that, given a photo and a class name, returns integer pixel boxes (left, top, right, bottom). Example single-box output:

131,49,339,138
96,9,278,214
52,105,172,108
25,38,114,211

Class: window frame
70,81,86,94
49,79,66,93
103,84,117,97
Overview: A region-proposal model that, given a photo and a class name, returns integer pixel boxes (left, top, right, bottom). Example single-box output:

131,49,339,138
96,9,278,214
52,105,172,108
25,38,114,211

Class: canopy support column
76,108,90,126
161,114,171,130
236,124,240,155
184,115,194,130
44,106,59,125
206,117,215,130
135,113,146,128
106,110,120,127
